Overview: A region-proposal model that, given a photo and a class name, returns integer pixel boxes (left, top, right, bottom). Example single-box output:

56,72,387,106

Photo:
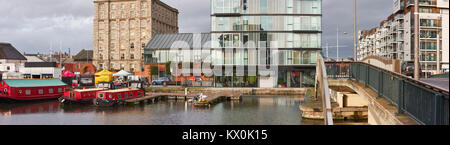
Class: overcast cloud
0,0,392,58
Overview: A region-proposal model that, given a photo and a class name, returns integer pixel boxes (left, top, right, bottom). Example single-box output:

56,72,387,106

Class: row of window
211,33,322,48
148,49,319,65
212,0,321,14
99,2,147,11
212,16,321,31
18,88,63,95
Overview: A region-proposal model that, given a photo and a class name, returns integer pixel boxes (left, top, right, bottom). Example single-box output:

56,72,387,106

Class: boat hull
59,96,94,104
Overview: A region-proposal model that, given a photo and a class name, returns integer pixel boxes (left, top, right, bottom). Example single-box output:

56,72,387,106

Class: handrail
326,61,448,95
315,54,334,125
325,61,449,125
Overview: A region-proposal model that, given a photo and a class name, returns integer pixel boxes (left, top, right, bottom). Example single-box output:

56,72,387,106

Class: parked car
151,77,171,86
401,61,422,77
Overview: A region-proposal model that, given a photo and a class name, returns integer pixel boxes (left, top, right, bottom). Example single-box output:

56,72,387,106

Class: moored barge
59,88,108,104
93,88,145,107
0,79,67,101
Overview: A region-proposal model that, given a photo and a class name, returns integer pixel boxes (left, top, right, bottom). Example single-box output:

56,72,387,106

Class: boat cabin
96,88,144,101
64,88,108,100
0,79,67,100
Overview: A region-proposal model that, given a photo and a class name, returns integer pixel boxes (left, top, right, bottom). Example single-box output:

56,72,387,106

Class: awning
113,70,131,77
62,70,76,77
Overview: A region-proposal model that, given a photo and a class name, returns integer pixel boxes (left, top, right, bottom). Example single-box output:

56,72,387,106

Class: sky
0,0,392,58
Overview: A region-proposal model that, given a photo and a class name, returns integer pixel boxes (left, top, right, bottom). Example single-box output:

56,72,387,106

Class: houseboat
93,88,144,107
59,88,108,104
0,79,67,101
93,81,145,107
58,81,113,104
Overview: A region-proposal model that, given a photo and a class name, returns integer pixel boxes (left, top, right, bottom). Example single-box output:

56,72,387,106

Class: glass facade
211,0,322,88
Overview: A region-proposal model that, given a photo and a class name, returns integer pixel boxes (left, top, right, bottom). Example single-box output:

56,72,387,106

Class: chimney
69,48,72,59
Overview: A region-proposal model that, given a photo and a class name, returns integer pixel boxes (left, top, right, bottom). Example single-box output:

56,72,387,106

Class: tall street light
414,0,420,79
354,0,357,61
336,25,348,61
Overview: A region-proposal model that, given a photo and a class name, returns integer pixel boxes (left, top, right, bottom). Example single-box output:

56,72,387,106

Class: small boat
93,88,145,107
189,93,208,103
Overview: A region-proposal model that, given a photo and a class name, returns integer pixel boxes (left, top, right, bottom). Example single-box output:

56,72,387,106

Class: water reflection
0,96,364,125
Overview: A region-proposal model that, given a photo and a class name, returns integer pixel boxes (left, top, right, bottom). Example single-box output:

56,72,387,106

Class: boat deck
99,88,140,93
75,88,107,92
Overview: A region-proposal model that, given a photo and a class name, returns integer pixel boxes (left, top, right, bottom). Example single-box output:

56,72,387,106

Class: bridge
314,55,449,125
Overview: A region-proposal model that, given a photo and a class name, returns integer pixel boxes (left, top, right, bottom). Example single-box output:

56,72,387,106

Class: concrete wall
360,56,401,73
328,79,418,125
335,92,368,108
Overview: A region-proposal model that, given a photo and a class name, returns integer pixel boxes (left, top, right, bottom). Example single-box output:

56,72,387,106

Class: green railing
325,62,449,125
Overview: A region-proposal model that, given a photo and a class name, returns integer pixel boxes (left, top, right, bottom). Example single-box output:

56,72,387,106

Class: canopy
95,69,113,85
62,70,76,77
113,70,131,77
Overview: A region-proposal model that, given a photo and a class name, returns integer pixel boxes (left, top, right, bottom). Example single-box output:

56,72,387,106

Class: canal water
0,96,365,125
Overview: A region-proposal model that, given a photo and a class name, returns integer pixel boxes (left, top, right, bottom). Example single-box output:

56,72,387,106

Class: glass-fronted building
210,0,322,88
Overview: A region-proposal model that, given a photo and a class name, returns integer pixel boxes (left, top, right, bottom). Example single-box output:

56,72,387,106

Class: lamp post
414,0,420,79
354,0,358,61
336,25,348,61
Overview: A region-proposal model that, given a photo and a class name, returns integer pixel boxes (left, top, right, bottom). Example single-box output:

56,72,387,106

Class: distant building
20,62,61,79
93,0,179,73
62,49,96,74
0,42,27,79
358,0,449,74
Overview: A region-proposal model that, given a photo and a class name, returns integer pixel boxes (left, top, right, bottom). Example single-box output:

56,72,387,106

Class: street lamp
354,0,357,61
336,25,348,61
414,0,420,79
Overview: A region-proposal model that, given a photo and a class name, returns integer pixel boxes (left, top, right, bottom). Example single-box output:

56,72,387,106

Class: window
130,43,135,49
142,43,146,48
39,89,44,94
121,54,125,60
129,92,133,97
130,11,134,18
58,88,63,93
26,90,31,95
137,91,141,96
49,89,53,94
130,54,135,59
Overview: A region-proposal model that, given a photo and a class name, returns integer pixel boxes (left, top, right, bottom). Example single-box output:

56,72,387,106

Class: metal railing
325,61,449,125
315,54,334,125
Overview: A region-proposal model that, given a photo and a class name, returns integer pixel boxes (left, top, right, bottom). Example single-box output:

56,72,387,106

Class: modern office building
210,0,322,88
358,0,449,74
93,0,178,73
145,0,322,88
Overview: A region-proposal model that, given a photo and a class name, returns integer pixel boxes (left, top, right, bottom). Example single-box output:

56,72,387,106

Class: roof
0,43,27,60
73,49,93,61
3,79,67,87
25,56,44,62
24,62,57,67
145,33,211,51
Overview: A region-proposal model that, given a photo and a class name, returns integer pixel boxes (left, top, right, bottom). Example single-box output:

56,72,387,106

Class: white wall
437,0,449,8
404,12,412,61
0,59,24,72
19,67,62,78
